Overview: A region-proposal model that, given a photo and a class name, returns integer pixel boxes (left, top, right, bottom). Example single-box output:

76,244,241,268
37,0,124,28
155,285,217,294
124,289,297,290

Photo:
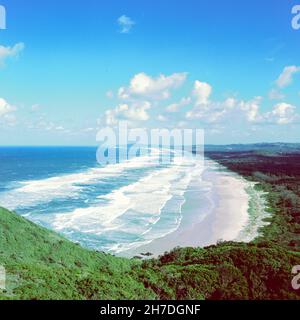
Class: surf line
99,304,134,318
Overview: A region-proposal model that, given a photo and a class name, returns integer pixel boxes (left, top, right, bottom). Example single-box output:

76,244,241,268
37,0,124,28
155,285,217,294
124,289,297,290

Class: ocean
0,147,269,256
0,146,209,255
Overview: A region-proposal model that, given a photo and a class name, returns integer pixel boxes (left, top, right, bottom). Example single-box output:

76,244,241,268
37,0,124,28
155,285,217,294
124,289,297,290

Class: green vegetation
138,242,300,299
1,144,300,300
0,207,154,300
1,207,299,299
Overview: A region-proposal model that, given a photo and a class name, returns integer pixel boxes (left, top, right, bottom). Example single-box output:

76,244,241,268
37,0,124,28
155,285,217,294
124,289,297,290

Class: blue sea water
0,147,206,254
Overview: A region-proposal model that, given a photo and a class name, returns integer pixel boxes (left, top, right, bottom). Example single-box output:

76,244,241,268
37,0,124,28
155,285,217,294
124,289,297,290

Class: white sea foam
0,148,270,256
52,155,204,253
0,148,206,254
0,154,160,210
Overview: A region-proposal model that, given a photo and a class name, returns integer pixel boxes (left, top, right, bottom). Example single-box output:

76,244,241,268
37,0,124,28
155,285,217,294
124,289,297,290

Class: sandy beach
123,159,267,257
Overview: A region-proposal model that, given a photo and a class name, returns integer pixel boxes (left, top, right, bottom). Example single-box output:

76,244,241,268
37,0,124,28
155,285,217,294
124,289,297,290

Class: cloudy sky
0,0,300,145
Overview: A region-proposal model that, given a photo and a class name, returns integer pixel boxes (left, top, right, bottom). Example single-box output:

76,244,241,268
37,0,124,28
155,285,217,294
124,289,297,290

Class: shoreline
122,159,269,258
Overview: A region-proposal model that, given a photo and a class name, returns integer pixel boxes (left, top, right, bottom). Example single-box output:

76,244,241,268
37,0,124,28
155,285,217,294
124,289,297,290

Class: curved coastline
123,158,270,257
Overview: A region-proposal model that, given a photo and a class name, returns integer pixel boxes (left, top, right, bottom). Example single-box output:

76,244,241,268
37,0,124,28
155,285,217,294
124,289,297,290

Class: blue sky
0,0,299,145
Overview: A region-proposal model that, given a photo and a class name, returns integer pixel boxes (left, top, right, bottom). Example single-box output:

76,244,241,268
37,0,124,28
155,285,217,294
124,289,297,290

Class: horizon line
0,142,299,148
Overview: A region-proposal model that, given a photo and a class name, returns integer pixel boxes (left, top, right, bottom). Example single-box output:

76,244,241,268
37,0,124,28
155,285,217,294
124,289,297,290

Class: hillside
138,243,300,299
0,207,154,300
0,207,300,300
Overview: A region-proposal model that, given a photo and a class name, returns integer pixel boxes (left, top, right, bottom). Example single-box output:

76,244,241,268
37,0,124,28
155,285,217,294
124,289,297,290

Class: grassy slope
1,207,300,300
0,207,154,300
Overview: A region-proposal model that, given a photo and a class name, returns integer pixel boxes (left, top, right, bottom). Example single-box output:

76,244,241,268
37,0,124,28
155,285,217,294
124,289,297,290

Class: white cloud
186,92,297,126
118,72,187,100
117,15,135,34
103,72,299,132
105,101,151,125
193,80,212,105
239,97,262,122
177,121,188,128
0,42,24,65
223,97,237,109
266,103,297,125
166,97,191,112
205,109,228,123
31,104,41,112
104,72,187,127
82,127,95,133
157,114,167,121
269,89,284,100
26,116,71,133
276,65,300,88
43,121,55,131
186,87,238,122
55,126,65,131
0,98,16,117
104,72,186,126
2,113,17,126
186,89,299,126
203,98,237,123
185,79,299,127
